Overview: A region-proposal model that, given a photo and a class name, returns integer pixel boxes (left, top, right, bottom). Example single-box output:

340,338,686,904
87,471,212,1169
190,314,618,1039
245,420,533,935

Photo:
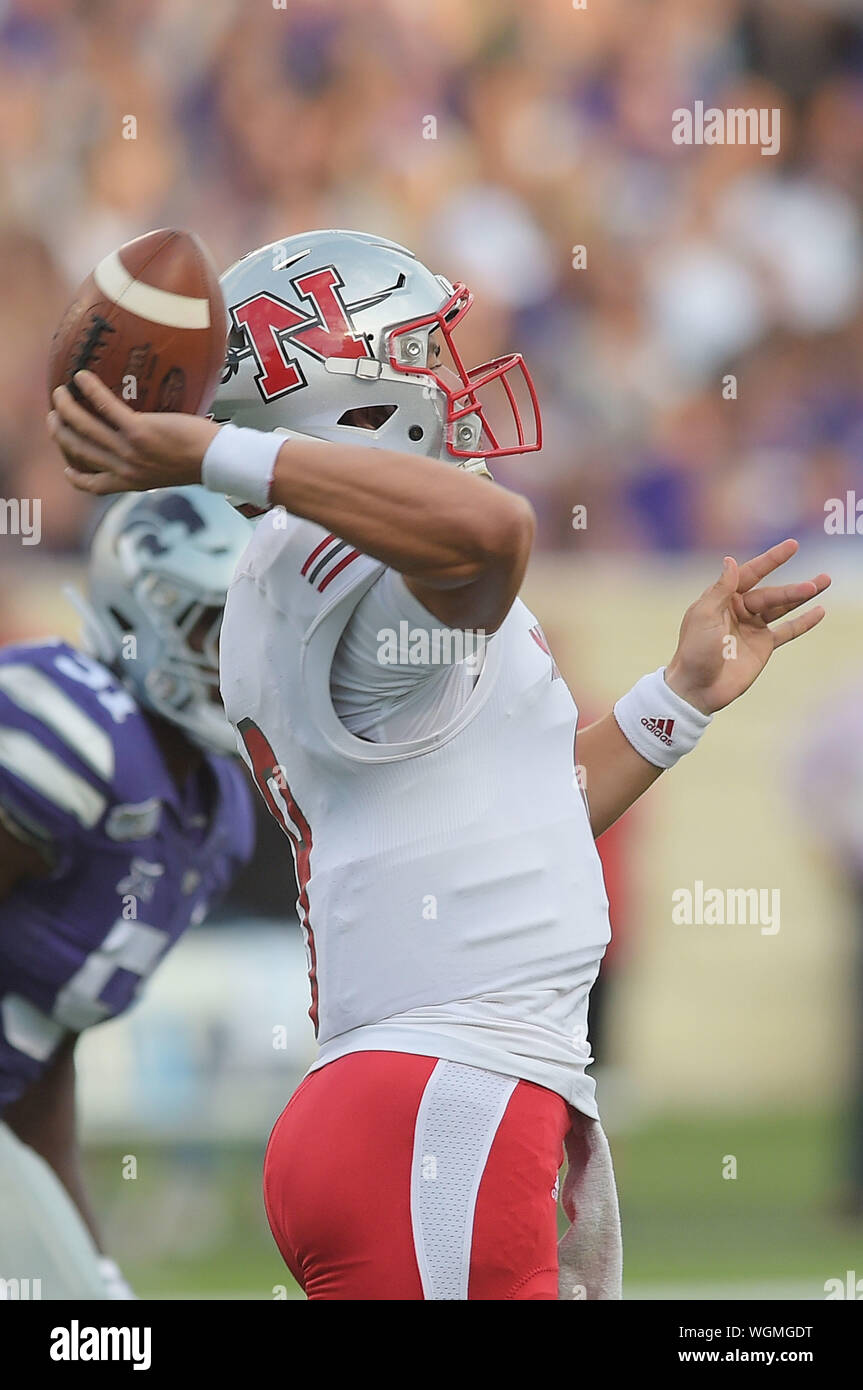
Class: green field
615,1110,861,1298
86,1110,862,1300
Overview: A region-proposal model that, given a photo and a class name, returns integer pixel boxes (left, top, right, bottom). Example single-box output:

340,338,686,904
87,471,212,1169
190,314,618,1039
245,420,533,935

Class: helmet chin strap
458,457,493,480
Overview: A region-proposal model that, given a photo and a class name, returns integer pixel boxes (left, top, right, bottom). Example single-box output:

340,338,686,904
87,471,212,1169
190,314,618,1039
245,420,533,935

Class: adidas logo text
641,716,675,745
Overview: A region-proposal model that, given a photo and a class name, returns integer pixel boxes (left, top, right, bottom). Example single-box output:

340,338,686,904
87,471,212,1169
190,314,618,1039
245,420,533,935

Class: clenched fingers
48,412,131,475
64,370,137,432
63,463,138,495
50,384,129,456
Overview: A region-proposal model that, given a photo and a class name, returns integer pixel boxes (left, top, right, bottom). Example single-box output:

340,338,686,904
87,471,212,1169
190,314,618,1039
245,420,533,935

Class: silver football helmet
211,229,541,472
67,487,252,756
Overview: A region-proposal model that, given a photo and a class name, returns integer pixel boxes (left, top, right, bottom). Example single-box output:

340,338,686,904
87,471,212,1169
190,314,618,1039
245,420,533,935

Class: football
48,228,227,418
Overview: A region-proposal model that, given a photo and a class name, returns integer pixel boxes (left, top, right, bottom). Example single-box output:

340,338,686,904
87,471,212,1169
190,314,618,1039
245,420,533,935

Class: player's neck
146,714,204,792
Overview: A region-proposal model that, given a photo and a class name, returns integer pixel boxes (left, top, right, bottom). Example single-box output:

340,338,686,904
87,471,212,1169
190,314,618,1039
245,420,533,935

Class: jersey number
54,651,137,725
237,718,319,1033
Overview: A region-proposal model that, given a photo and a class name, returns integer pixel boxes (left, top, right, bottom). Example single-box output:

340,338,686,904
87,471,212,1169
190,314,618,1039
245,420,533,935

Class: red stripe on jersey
318,549,360,592
301,534,337,576
237,718,319,1034
280,780,318,1034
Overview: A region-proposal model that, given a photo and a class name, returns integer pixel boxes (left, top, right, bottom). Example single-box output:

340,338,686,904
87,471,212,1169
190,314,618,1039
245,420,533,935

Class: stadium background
2,0,863,1297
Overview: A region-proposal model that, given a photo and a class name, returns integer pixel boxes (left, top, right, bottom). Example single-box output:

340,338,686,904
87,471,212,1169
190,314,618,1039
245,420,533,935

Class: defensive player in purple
0,486,255,1299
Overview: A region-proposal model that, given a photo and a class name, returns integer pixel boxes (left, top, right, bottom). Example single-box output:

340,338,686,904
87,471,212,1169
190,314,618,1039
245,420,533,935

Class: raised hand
664,540,830,715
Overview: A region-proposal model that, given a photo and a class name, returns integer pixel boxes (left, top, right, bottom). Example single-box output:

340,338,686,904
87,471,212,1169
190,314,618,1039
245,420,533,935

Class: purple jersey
0,640,255,1110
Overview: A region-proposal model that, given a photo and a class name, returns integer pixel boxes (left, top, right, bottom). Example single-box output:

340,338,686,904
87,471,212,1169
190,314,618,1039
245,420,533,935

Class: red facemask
386,283,542,460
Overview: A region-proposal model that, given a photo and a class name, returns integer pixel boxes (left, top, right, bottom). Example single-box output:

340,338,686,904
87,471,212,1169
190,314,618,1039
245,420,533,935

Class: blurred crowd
1,0,863,554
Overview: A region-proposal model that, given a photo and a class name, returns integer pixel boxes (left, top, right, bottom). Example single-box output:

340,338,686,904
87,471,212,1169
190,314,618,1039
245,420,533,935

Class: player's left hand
664,540,830,715
48,370,219,494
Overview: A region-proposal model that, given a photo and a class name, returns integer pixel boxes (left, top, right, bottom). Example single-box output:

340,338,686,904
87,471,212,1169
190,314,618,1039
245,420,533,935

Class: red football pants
263,1050,572,1300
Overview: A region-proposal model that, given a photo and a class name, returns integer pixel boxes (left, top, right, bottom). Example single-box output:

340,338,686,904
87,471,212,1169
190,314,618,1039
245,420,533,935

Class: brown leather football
48,228,228,417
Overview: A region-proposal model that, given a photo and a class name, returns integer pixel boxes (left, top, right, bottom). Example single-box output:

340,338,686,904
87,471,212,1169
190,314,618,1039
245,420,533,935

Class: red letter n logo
231,266,372,403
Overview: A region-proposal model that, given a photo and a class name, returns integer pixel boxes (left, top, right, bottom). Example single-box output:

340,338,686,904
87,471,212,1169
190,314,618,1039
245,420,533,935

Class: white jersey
220,510,612,1117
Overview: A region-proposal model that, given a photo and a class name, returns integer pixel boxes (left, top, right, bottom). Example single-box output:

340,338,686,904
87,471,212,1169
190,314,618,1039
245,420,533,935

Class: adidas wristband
201,423,286,508
613,667,713,769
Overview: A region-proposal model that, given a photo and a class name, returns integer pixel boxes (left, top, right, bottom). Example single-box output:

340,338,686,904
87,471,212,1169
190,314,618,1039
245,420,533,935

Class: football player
50,230,830,1300
0,486,255,1299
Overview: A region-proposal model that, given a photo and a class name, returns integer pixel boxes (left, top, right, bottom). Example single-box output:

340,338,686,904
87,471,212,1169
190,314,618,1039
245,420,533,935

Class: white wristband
613,667,712,769
201,423,285,508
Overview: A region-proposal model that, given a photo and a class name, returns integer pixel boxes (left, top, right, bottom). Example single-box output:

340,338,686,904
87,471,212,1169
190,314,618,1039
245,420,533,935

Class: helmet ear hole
337,405,397,430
